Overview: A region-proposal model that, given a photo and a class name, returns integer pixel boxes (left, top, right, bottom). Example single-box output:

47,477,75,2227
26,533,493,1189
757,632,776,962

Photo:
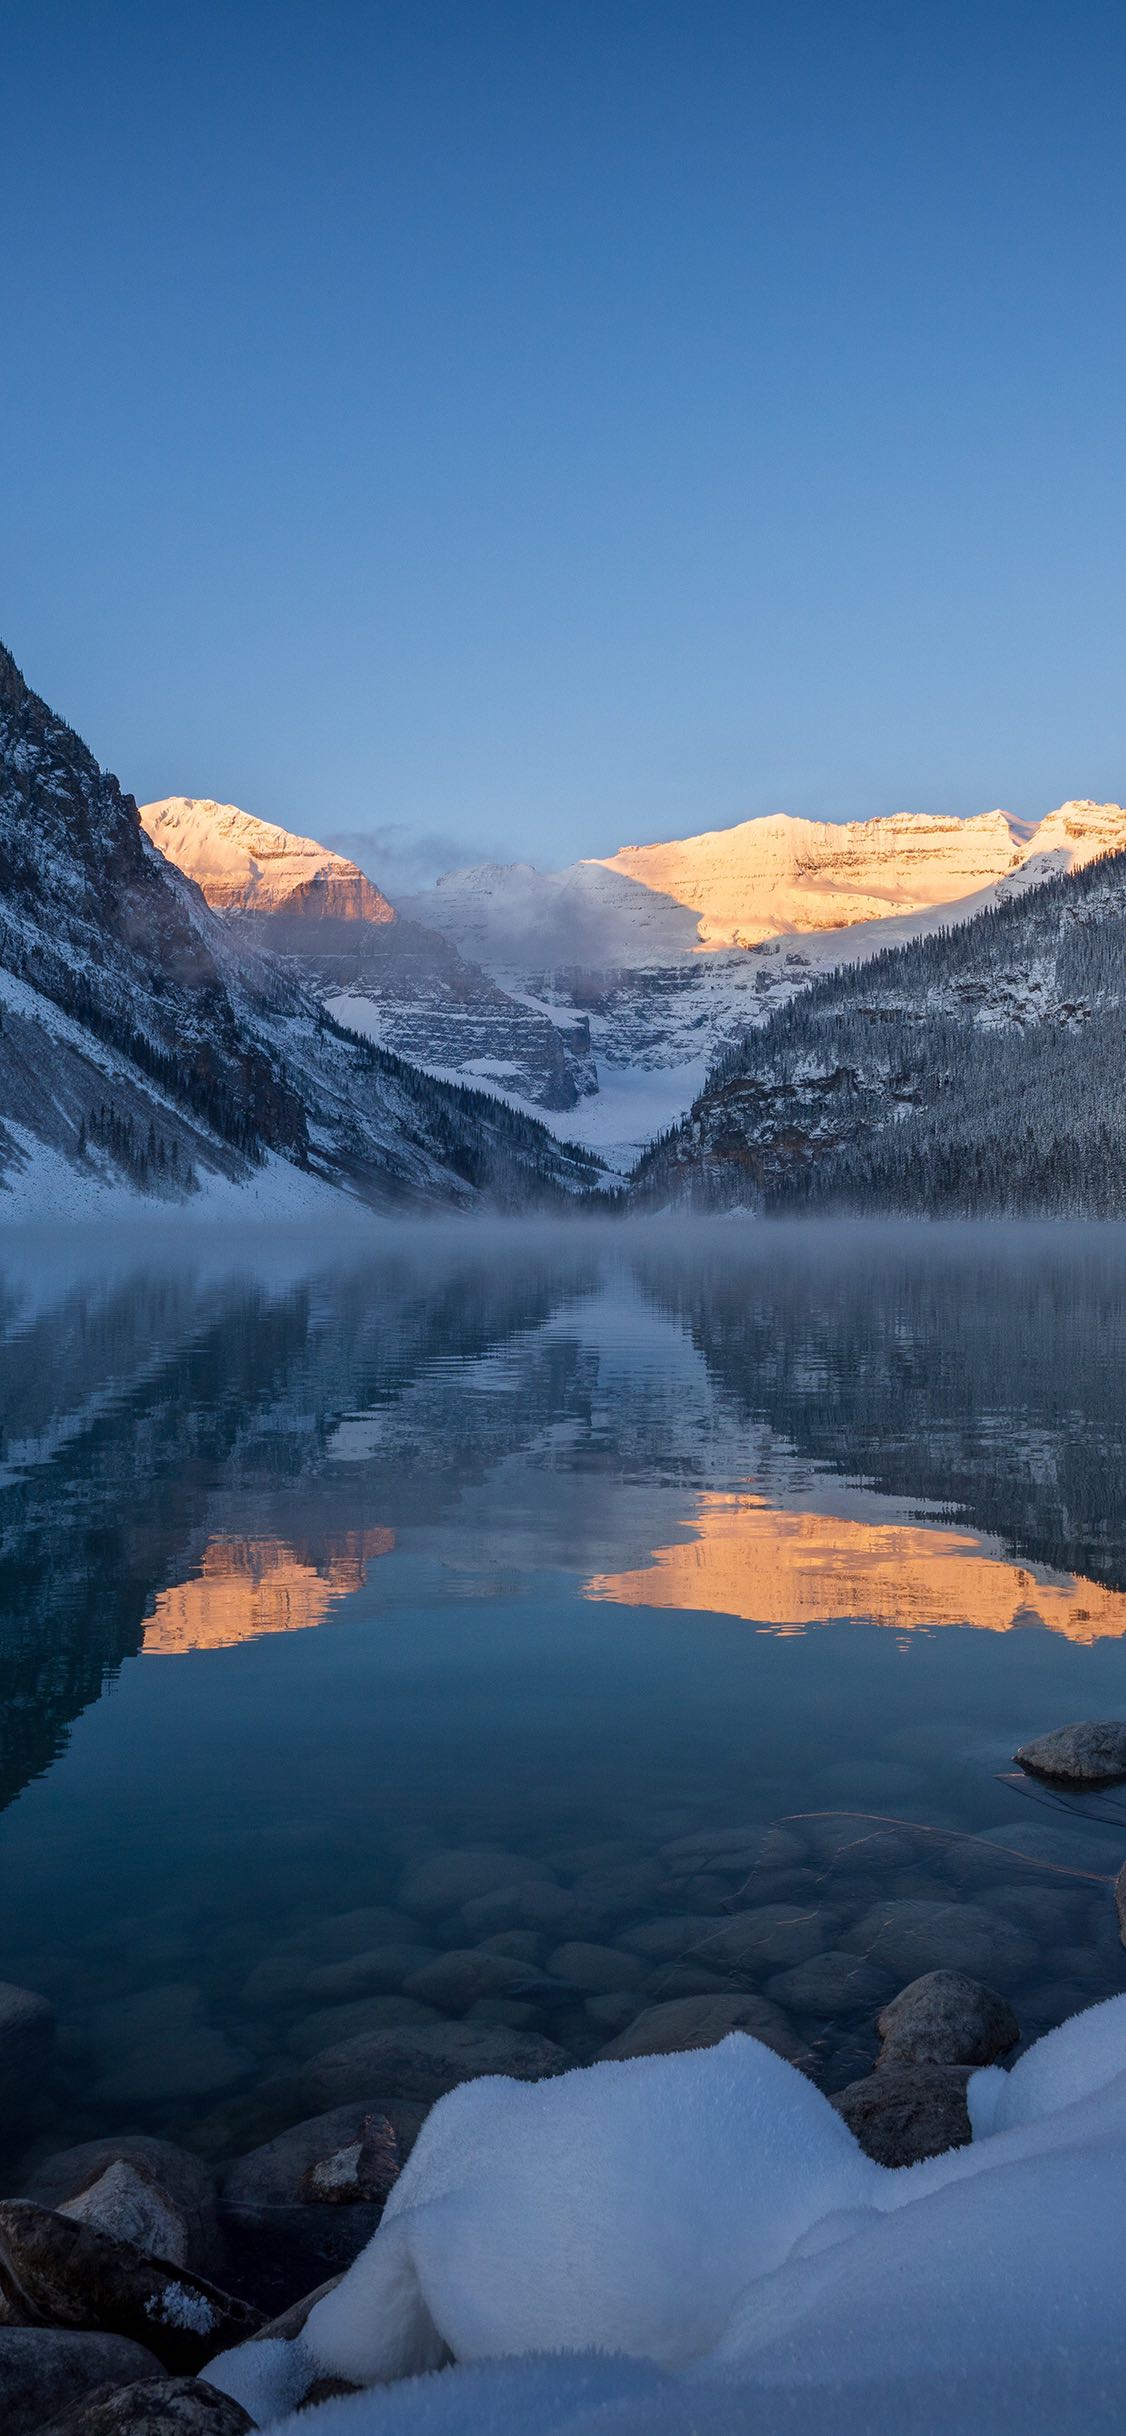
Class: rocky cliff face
0,647,600,1211
143,799,594,1113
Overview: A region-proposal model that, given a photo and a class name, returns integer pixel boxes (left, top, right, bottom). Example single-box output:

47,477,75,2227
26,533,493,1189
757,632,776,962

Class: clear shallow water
1,1219,1126,2175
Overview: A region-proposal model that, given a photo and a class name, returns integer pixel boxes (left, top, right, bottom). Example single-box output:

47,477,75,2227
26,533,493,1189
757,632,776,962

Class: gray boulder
0,2204,260,2375
58,2166,190,2271
304,1909,424,1961
832,2065,973,2166
766,1951,896,2019
401,1950,547,2011
1015,1719,1126,1784
399,1850,553,1916
547,1944,645,1994
696,1906,824,1973
27,2143,219,2277
83,1988,249,2107
301,2021,571,2109
620,1917,718,1963
39,2376,254,2434
302,1947,438,2001
658,1825,805,1877
842,1900,1033,1982
219,2101,424,2291
463,1998,537,2029
478,1932,545,1965
584,1993,640,2034
0,1982,56,2126
0,2329,160,2436
287,1995,439,2060
876,1971,1019,2069
598,1994,798,2063
461,1883,581,1937
641,1965,733,2000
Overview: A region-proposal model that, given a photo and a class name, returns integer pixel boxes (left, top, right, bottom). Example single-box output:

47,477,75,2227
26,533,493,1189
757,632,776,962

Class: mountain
141,799,595,1113
0,648,600,1212
397,802,1126,1163
597,808,1029,947
631,843,1126,1215
415,803,1126,965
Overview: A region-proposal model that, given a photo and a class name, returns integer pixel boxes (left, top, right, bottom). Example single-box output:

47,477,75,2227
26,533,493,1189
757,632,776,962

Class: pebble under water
1,1218,1125,2183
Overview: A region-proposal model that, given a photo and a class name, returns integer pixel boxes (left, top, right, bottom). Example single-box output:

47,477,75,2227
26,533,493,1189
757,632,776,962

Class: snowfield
206,1997,1126,2436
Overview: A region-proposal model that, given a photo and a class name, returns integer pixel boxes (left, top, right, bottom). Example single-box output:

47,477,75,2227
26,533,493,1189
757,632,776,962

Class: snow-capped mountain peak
140,797,395,924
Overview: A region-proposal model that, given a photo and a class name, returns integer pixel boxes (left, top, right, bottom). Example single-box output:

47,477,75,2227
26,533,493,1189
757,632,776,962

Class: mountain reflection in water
588,1490,1126,1643
142,1530,395,1654
1,1221,1126,2162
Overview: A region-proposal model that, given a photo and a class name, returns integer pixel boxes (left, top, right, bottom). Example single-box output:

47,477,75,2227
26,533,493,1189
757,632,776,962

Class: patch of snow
203,2000,1126,2436
145,2279,217,2333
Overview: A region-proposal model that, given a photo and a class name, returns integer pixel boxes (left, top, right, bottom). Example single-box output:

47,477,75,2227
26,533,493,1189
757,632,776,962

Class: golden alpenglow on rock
142,1530,394,1655
586,1492,1126,1644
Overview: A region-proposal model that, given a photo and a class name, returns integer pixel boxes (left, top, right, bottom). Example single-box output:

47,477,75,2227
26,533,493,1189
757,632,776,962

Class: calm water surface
2,1219,1125,2173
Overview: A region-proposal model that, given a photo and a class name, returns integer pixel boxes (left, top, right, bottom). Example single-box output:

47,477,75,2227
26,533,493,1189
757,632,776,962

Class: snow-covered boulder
204,2000,1126,2433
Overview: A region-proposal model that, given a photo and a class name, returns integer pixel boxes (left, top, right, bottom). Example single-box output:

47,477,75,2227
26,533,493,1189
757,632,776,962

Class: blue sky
2,1,1125,882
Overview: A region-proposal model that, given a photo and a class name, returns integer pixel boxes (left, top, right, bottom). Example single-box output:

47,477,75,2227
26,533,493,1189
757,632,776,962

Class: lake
2,1218,1125,2182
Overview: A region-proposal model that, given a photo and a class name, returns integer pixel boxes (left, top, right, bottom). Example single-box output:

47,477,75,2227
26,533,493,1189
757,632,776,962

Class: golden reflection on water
586,1492,1126,1644
142,1529,394,1655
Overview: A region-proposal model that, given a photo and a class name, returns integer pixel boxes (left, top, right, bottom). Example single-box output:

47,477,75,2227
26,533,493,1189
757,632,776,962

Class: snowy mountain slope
632,845,1126,1214
392,801,1126,1160
141,796,397,921
0,647,601,1212
405,802,1126,972
596,808,1029,946
142,798,594,1112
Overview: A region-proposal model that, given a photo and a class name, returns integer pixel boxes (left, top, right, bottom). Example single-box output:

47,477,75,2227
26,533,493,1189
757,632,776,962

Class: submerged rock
547,1944,645,1994
766,1951,895,2020
658,1824,805,1877
598,1993,798,2063
401,1950,548,2011
876,1971,1019,2069
83,1988,249,2106
301,2020,571,2109
620,1916,720,1963
27,2144,219,2277
832,2064,973,2165
461,1883,580,1937
38,2375,255,2433
0,1983,56,2127
287,1995,439,2060
696,1906,825,1973
399,1850,553,1916
219,2104,423,2307
1014,1719,1126,1785
842,1899,1033,1983
0,2328,159,2436
0,2204,260,2374
302,1947,438,2001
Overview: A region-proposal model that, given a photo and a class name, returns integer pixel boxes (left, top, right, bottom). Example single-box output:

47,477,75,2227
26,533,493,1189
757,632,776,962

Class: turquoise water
1,1220,1125,2171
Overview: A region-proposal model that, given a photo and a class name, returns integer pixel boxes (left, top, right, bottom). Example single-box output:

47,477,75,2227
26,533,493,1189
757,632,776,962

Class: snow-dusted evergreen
633,847,1126,1214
